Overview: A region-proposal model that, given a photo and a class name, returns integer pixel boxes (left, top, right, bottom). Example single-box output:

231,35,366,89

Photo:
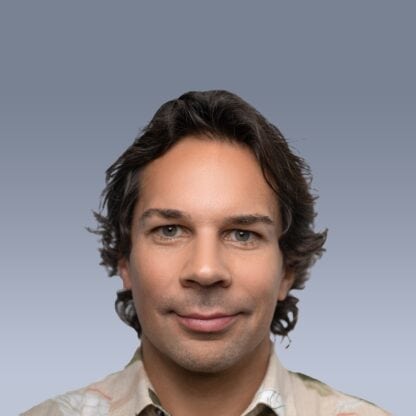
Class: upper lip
175,312,238,320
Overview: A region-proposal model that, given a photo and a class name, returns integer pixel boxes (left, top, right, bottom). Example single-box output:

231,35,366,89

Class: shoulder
20,361,140,416
20,388,110,416
288,371,391,416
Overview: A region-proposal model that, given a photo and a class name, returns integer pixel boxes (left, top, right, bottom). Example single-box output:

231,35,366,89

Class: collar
241,343,295,416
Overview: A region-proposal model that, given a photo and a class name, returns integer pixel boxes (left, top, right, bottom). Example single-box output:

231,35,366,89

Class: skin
119,135,294,416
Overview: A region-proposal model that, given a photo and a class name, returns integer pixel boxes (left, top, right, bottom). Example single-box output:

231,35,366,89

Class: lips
175,312,239,333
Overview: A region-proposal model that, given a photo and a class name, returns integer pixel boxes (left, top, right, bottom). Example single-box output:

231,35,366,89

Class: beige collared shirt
21,346,391,416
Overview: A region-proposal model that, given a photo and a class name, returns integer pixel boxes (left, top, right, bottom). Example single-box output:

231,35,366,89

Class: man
22,90,390,415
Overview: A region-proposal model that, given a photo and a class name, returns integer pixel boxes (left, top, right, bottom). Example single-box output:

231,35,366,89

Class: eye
233,230,252,241
227,229,260,245
152,225,184,240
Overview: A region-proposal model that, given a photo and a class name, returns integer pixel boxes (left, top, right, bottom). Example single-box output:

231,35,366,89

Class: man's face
119,136,293,373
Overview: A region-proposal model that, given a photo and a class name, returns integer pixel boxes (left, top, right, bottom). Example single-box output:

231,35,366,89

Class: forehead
136,136,280,225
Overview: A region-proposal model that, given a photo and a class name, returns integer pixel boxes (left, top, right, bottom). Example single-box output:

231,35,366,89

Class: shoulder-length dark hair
91,90,327,339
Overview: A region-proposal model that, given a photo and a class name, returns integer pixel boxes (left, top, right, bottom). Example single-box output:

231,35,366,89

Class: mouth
174,312,240,333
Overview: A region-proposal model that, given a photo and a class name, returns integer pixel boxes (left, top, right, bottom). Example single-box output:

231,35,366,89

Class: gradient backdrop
1,2,414,415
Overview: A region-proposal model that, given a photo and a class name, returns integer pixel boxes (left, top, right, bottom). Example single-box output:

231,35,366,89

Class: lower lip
175,314,239,333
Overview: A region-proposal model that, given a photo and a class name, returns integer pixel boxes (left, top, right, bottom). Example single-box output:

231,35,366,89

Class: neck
141,338,272,416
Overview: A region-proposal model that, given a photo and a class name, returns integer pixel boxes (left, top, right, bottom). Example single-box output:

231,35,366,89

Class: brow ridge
139,208,275,227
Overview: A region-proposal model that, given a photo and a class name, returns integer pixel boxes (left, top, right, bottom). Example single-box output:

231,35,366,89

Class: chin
166,339,258,375
173,354,239,374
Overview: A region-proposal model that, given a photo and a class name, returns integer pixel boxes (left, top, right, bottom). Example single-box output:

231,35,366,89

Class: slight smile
174,312,240,333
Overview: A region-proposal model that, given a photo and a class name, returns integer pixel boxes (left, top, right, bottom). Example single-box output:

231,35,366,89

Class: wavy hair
90,90,327,339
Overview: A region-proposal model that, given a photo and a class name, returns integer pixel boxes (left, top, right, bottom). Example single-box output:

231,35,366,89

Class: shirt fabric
21,345,391,416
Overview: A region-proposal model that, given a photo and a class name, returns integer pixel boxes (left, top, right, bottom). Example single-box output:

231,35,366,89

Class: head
92,90,327,358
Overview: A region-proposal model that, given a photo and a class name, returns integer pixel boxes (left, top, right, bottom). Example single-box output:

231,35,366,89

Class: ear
278,268,295,301
118,257,132,290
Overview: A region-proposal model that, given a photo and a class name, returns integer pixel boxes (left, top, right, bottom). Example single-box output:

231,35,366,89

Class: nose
179,232,232,288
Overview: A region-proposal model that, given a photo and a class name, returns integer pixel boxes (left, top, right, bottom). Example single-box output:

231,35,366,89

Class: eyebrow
139,208,275,227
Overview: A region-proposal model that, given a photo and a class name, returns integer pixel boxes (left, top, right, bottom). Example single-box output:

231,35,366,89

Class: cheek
238,250,283,293
132,242,172,277
129,245,181,305
129,255,163,328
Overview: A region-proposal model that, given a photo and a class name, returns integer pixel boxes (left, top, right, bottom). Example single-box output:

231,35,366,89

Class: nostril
180,271,232,288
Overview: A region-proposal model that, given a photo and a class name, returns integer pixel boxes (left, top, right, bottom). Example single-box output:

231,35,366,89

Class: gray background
1,1,414,415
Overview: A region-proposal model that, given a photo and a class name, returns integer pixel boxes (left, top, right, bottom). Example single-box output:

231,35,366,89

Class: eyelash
150,225,261,246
